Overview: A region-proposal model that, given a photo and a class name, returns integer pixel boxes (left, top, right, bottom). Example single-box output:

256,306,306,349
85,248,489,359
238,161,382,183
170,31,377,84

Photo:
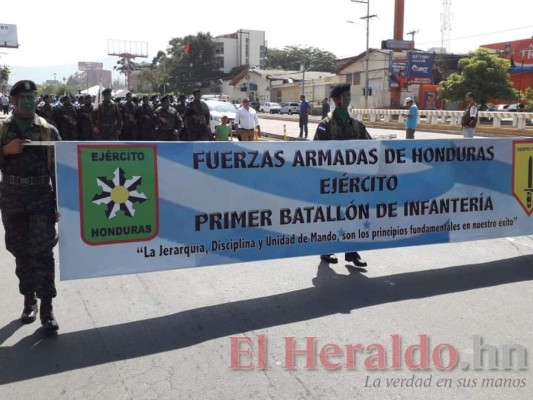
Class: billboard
0,24,18,48
481,38,533,74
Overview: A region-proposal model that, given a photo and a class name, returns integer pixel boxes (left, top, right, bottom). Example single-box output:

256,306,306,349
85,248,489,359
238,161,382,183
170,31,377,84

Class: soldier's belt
1,174,51,186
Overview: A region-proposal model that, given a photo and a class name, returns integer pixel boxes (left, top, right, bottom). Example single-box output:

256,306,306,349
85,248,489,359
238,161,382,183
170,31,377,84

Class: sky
2,0,533,83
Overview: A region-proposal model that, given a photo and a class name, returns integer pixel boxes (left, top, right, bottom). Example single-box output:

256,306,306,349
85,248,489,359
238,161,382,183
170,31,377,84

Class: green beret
10,80,37,96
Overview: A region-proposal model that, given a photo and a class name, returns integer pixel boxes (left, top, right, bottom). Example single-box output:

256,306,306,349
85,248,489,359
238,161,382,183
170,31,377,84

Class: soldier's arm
314,121,330,141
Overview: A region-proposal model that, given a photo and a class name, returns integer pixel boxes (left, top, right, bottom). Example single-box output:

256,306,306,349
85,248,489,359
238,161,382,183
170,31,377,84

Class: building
227,68,337,105
213,29,267,73
480,38,533,94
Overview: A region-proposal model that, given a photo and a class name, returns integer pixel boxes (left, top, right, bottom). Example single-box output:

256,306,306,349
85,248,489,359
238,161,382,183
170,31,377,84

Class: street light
350,0,376,110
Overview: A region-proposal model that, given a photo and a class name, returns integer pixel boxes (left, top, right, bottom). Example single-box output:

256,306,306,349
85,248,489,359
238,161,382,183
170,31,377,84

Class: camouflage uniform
183,99,212,141
314,110,372,141
154,99,183,141
136,99,156,141
0,114,60,300
120,97,137,141
36,100,56,127
54,98,79,140
96,98,123,140
77,100,95,141
314,83,371,268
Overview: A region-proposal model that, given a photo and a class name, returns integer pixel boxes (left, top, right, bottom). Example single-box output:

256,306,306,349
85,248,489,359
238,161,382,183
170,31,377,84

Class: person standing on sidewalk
0,80,61,331
299,94,311,139
403,97,418,139
461,92,478,138
234,97,261,141
314,83,371,268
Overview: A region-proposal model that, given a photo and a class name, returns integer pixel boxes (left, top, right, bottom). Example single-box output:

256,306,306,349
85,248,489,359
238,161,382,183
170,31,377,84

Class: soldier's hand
160,117,168,125
2,138,30,156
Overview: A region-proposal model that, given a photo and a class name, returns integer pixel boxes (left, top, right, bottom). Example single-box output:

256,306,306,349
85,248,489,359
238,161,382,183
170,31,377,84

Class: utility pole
406,29,418,43
351,0,377,110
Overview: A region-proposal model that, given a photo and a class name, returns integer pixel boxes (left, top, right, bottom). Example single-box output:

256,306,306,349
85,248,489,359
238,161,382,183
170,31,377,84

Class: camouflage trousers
0,184,57,298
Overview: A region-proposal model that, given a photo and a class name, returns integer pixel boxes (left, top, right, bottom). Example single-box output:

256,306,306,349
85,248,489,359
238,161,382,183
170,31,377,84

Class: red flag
184,42,190,54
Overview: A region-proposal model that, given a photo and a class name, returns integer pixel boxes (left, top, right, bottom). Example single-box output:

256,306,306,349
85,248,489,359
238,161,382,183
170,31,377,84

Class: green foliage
439,49,517,106
520,87,533,112
267,46,336,72
158,32,218,95
0,65,10,82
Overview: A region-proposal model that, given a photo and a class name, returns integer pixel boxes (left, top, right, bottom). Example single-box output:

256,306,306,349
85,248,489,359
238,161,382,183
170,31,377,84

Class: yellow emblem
513,141,533,216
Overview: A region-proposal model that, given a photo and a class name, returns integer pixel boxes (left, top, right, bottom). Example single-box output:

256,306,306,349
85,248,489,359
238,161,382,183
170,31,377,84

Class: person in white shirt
234,97,261,141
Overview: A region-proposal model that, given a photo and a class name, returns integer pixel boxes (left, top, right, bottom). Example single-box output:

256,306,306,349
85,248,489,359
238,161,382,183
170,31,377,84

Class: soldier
120,92,137,141
154,95,183,141
0,80,61,331
314,83,371,268
36,94,56,127
54,95,79,140
77,94,95,140
183,89,212,141
175,93,188,119
136,95,156,141
95,88,123,140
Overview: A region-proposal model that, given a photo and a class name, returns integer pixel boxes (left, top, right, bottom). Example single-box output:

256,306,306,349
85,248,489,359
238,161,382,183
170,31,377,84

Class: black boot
40,298,59,331
21,294,38,324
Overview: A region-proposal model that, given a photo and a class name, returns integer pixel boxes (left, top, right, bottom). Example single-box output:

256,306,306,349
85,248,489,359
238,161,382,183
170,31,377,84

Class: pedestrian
1,94,10,114
299,94,311,139
0,80,61,331
234,97,261,141
321,97,330,119
215,115,232,141
95,88,123,140
461,92,478,138
403,97,418,139
314,83,371,267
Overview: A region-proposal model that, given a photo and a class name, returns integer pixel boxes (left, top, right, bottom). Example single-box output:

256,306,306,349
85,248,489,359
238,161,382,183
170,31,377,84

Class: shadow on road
0,254,531,384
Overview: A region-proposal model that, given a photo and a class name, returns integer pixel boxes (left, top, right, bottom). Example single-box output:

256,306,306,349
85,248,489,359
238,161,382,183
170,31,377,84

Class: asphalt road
0,121,531,400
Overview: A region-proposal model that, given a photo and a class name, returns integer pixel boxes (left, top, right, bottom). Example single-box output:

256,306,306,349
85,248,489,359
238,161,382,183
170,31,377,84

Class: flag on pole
184,42,190,54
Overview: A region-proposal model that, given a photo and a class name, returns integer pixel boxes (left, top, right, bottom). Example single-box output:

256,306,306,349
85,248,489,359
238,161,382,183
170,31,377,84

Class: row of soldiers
36,88,213,141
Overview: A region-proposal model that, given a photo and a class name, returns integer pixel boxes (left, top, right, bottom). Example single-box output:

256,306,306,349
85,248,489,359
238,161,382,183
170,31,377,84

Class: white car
205,100,238,138
260,101,281,114
279,102,300,115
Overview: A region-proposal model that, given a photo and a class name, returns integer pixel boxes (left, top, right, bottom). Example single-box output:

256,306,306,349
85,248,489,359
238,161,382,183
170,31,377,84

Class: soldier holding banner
0,80,61,331
314,83,371,268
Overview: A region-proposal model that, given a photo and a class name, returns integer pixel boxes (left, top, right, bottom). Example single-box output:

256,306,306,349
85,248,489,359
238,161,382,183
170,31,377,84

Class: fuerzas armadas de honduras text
136,144,519,258
193,144,496,231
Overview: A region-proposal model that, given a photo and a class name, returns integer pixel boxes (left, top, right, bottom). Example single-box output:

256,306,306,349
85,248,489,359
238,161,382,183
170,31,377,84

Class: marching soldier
95,88,123,140
154,95,183,141
183,89,212,141
36,94,56,127
136,95,156,141
54,95,79,140
77,94,95,141
120,92,137,141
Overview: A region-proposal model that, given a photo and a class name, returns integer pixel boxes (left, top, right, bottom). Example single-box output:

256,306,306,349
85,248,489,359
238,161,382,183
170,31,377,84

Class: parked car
205,100,239,139
279,102,300,115
506,103,525,112
260,101,281,114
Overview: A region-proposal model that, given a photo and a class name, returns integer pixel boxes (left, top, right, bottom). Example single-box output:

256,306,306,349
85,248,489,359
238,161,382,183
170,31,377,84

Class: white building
213,29,267,73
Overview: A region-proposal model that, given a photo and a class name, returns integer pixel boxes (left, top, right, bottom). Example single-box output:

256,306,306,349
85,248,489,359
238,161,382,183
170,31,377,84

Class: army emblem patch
512,141,533,216
78,145,159,245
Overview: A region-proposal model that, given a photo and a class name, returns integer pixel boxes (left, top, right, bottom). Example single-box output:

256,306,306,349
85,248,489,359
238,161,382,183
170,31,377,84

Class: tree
439,49,517,107
266,46,336,72
152,32,219,95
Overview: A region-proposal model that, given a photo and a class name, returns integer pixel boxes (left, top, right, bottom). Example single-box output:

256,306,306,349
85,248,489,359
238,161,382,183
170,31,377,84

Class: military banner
55,139,533,280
